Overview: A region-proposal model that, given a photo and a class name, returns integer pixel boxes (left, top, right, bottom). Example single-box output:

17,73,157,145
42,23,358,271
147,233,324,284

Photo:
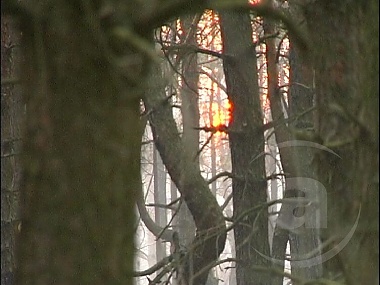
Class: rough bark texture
1,15,23,285
10,2,151,284
304,1,379,284
219,10,270,285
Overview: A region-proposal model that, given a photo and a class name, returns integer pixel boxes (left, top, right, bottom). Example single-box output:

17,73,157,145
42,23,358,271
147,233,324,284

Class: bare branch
194,124,229,133
199,69,227,94
207,171,234,184
145,202,178,211
136,179,174,242
133,255,173,277
221,193,233,210
194,132,214,159
164,44,224,59
156,199,183,241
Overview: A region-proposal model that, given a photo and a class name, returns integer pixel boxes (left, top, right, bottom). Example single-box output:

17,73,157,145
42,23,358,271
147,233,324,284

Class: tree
144,59,227,285
265,1,322,283
219,9,271,285
1,15,23,285
304,1,379,284
2,1,207,284
12,2,145,283
177,13,200,252
141,2,378,284
153,147,168,262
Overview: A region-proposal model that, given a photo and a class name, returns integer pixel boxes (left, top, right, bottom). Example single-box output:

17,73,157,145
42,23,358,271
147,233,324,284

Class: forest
1,1,378,285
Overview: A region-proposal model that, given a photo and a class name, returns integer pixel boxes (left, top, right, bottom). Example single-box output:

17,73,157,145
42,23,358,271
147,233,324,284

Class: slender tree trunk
287,38,322,283
153,148,167,261
1,15,23,285
177,14,199,249
219,9,270,285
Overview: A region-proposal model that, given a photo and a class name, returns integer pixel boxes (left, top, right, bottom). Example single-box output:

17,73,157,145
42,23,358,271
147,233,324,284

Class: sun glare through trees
3,1,377,284
136,7,292,285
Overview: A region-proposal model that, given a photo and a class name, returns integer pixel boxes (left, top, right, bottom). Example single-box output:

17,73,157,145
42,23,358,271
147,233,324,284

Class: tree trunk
153,148,167,261
12,2,149,284
145,61,226,285
287,38,322,283
177,14,199,249
263,2,323,282
304,1,379,284
1,15,23,285
219,9,270,285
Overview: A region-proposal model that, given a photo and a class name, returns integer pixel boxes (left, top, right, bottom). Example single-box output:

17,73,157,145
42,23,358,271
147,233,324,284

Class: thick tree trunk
13,2,149,284
304,1,379,284
219,10,270,285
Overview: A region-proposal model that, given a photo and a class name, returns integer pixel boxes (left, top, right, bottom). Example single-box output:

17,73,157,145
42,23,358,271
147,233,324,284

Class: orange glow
211,100,232,131
249,0,261,5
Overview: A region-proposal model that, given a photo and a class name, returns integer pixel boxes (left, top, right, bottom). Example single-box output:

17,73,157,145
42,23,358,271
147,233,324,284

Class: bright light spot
211,100,231,128
249,0,261,5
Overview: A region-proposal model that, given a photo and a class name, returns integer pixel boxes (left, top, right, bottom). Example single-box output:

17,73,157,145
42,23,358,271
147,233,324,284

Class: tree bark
287,36,322,284
266,2,323,282
304,1,379,284
219,9,270,285
1,15,23,285
12,2,151,284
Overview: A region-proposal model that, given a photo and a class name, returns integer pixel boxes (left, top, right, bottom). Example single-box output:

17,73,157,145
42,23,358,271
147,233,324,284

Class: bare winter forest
1,1,378,285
